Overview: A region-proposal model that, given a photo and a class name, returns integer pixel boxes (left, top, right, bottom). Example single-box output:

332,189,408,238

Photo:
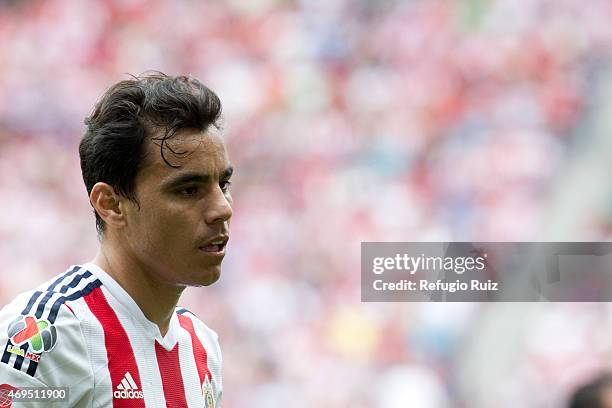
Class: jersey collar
82,262,180,350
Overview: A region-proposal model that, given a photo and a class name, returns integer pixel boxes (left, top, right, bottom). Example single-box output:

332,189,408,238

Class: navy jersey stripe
34,269,91,319
1,341,12,364
59,271,92,294
25,278,103,377
34,292,55,319
47,266,81,292
22,266,81,315
13,344,28,370
176,308,188,315
26,359,38,377
47,279,102,324
21,291,42,315
2,266,102,378
25,266,82,317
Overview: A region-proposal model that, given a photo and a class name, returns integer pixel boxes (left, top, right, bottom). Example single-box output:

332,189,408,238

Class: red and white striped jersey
0,263,222,407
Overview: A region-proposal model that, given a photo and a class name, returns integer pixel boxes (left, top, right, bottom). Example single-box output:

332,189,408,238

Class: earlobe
90,183,126,228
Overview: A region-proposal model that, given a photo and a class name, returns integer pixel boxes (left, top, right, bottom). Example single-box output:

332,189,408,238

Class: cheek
126,192,202,252
126,200,173,242
137,201,195,245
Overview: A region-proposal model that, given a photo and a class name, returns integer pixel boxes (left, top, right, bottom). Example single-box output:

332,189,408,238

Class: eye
220,180,232,193
179,186,199,196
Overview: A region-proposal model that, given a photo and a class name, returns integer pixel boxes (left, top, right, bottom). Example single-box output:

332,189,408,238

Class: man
0,73,232,407
569,374,612,408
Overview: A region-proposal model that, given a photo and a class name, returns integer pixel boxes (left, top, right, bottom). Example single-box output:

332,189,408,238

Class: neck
91,242,184,337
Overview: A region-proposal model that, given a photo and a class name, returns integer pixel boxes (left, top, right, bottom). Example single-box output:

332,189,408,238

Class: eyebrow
163,165,234,188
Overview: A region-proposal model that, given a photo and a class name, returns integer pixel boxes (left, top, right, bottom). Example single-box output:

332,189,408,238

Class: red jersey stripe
178,314,212,386
84,287,146,407
154,342,187,408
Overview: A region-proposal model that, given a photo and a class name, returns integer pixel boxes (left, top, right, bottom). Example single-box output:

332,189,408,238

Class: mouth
198,235,229,256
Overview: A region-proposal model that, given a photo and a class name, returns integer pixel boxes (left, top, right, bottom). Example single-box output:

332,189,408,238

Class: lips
200,243,224,252
198,235,229,254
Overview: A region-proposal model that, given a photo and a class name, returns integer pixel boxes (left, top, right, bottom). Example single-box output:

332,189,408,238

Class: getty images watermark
361,242,612,302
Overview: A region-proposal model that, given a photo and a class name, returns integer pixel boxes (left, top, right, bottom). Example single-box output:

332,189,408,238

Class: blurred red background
2,0,612,406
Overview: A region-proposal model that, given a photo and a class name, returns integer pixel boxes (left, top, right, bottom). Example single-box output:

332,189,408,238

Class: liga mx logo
7,315,57,353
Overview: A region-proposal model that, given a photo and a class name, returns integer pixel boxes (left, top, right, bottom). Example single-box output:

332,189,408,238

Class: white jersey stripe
177,327,205,407
99,285,165,407
67,296,114,408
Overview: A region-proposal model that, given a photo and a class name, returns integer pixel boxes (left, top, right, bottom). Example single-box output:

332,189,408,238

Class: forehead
140,128,230,182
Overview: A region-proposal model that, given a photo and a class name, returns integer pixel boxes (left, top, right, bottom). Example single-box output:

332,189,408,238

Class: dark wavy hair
568,374,612,408
79,72,222,235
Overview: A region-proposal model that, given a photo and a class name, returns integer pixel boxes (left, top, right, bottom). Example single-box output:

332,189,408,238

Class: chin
193,266,221,287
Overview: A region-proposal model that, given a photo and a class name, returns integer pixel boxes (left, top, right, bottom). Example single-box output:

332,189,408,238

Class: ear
89,182,127,229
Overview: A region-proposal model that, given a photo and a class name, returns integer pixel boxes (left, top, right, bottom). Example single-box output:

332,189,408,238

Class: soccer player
0,73,232,407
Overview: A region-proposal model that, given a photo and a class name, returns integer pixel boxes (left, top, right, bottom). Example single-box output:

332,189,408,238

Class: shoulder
175,306,221,348
175,306,222,372
0,266,96,390
175,306,223,402
2,265,102,328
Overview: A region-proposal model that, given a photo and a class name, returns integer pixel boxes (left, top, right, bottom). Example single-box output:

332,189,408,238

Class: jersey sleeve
0,292,93,407
178,309,223,407
209,328,223,406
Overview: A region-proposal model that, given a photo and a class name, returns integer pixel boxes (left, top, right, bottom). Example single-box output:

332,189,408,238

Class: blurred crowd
2,0,612,406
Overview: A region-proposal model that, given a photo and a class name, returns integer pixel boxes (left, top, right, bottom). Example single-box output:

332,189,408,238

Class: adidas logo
113,372,144,399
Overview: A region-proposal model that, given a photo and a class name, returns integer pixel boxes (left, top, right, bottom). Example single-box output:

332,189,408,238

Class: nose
204,187,233,225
